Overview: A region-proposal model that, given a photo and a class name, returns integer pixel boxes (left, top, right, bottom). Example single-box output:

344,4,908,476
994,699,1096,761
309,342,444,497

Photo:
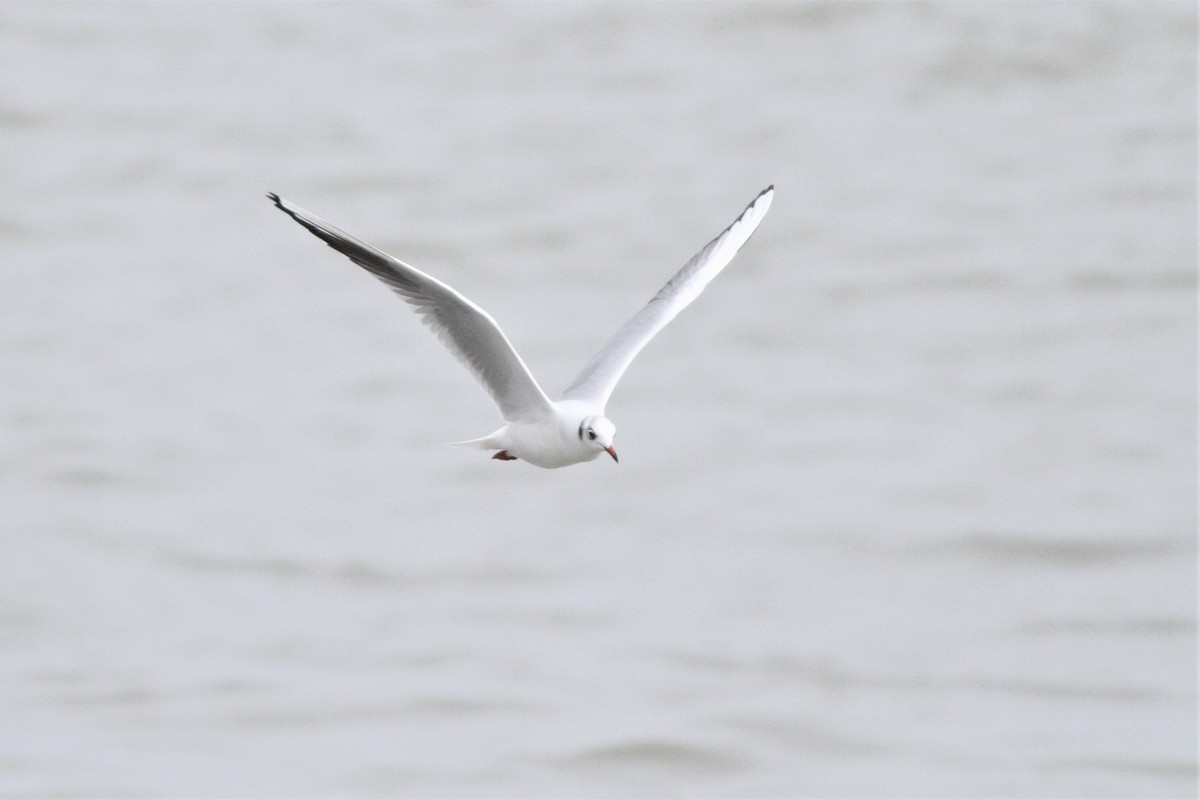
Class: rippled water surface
0,2,1195,797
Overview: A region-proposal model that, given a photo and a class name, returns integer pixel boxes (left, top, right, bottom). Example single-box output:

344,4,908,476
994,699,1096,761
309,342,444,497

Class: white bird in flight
268,186,774,468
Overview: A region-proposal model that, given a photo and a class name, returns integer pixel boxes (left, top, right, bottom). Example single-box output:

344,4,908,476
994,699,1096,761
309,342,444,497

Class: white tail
446,431,503,449
447,437,489,449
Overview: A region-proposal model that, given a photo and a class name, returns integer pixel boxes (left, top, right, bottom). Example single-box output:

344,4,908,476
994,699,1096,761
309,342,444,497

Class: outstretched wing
268,193,553,423
560,185,774,410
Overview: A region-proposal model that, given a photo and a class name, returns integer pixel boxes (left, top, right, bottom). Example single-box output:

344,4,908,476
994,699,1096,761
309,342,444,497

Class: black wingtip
266,192,282,207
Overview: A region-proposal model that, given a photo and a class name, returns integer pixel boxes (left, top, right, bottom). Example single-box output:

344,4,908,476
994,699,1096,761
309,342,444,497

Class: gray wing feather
560,185,774,410
268,193,553,423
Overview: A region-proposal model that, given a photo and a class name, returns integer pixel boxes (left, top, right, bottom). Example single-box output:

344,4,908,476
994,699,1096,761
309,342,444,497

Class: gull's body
464,399,607,469
268,186,774,468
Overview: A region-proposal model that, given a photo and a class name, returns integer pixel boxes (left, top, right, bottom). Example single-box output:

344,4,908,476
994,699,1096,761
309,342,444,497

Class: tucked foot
492,450,518,461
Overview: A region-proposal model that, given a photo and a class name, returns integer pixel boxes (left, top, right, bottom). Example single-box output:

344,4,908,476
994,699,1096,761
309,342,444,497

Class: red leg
492,450,517,461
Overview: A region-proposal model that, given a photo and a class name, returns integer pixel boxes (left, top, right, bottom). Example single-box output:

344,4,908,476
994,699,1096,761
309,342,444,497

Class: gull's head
579,415,618,463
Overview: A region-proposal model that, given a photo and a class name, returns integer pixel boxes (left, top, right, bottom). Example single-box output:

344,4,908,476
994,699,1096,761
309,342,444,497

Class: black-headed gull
268,186,773,468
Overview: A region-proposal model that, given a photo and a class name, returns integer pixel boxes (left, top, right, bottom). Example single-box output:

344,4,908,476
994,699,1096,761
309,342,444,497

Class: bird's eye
587,430,597,441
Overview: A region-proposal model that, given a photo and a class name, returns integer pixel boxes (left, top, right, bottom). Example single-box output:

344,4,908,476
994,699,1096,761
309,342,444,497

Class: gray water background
0,2,1196,797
